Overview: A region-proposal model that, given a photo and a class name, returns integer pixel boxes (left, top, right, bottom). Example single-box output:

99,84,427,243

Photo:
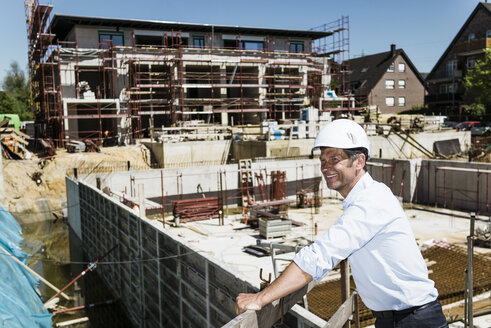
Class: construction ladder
239,159,254,207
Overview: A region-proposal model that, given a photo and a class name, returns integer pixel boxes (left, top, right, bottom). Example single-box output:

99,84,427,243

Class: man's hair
344,148,368,171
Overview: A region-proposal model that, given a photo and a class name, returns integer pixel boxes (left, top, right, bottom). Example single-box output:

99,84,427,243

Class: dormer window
468,33,475,41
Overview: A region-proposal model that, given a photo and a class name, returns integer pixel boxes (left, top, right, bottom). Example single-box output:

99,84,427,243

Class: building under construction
25,0,351,146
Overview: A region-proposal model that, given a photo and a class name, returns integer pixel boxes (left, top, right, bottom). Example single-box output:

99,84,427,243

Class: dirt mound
1,144,151,224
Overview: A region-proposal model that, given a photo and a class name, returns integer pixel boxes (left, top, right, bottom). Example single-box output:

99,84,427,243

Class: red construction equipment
172,197,223,223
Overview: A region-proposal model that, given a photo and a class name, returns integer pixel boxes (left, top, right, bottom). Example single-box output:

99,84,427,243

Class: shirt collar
342,172,373,206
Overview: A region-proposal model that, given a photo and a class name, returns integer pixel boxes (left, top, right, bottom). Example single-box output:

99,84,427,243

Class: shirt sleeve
293,202,393,280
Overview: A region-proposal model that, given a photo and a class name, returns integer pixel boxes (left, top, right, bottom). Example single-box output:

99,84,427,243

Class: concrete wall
413,159,491,213
82,146,489,215
368,130,470,159
142,140,232,168
136,128,471,180
232,139,316,160
72,181,253,327
367,157,491,213
66,177,81,239
82,158,323,214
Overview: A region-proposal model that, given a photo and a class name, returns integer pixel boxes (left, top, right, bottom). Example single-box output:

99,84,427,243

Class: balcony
425,93,463,104
453,38,491,55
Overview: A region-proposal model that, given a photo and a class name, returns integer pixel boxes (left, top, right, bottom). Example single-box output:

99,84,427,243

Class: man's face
319,147,363,198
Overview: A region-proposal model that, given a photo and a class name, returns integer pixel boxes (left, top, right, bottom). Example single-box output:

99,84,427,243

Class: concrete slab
157,199,490,291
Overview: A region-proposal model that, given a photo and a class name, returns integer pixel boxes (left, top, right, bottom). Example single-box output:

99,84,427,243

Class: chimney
390,44,396,57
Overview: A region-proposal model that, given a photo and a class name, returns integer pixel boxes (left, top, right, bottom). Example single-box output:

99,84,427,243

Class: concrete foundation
142,130,471,169
66,156,491,328
66,177,321,328
369,130,470,159
232,139,316,159
80,155,490,218
142,140,232,168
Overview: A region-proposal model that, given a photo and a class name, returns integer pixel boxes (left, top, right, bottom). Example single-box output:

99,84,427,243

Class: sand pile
1,144,151,224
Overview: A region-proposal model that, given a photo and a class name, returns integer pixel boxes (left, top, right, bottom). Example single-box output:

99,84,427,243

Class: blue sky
0,0,482,84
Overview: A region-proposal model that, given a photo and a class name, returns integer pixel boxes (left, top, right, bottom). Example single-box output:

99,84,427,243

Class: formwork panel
142,235,157,255
180,250,206,276
181,282,207,318
182,300,207,328
158,234,179,266
160,264,179,291
210,307,230,327
181,261,206,297
160,284,180,325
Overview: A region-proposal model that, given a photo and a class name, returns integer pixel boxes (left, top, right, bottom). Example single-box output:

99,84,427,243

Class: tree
464,49,491,113
0,91,21,114
1,61,32,120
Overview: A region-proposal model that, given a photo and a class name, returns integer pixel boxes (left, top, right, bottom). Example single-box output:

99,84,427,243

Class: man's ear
356,153,366,170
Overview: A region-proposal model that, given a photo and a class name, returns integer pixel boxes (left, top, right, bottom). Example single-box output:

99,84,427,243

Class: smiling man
236,119,448,328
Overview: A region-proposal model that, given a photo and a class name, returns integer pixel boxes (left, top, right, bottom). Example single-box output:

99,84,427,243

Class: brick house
346,44,425,114
425,2,491,115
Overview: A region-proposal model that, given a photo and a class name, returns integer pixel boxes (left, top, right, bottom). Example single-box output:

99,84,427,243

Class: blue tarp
0,206,53,328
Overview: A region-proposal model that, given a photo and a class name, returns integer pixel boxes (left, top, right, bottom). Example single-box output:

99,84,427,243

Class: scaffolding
25,1,349,144
311,16,353,112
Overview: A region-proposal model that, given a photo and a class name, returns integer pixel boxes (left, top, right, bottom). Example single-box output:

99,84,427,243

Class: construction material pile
0,127,31,159
307,243,491,327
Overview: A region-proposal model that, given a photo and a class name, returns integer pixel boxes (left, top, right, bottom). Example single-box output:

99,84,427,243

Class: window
242,41,264,51
289,41,304,53
99,31,124,48
398,63,405,72
385,79,395,89
487,30,491,38
398,97,406,106
387,63,395,72
398,80,406,88
361,67,368,72
468,33,475,41
467,58,476,69
446,60,455,77
439,84,453,94
385,97,395,106
193,36,205,48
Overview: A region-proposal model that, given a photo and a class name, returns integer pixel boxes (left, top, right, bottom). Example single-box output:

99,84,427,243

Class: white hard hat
313,119,370,159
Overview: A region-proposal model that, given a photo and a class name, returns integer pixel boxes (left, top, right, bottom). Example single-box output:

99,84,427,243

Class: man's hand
234,262,312,315
235,292,264,314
